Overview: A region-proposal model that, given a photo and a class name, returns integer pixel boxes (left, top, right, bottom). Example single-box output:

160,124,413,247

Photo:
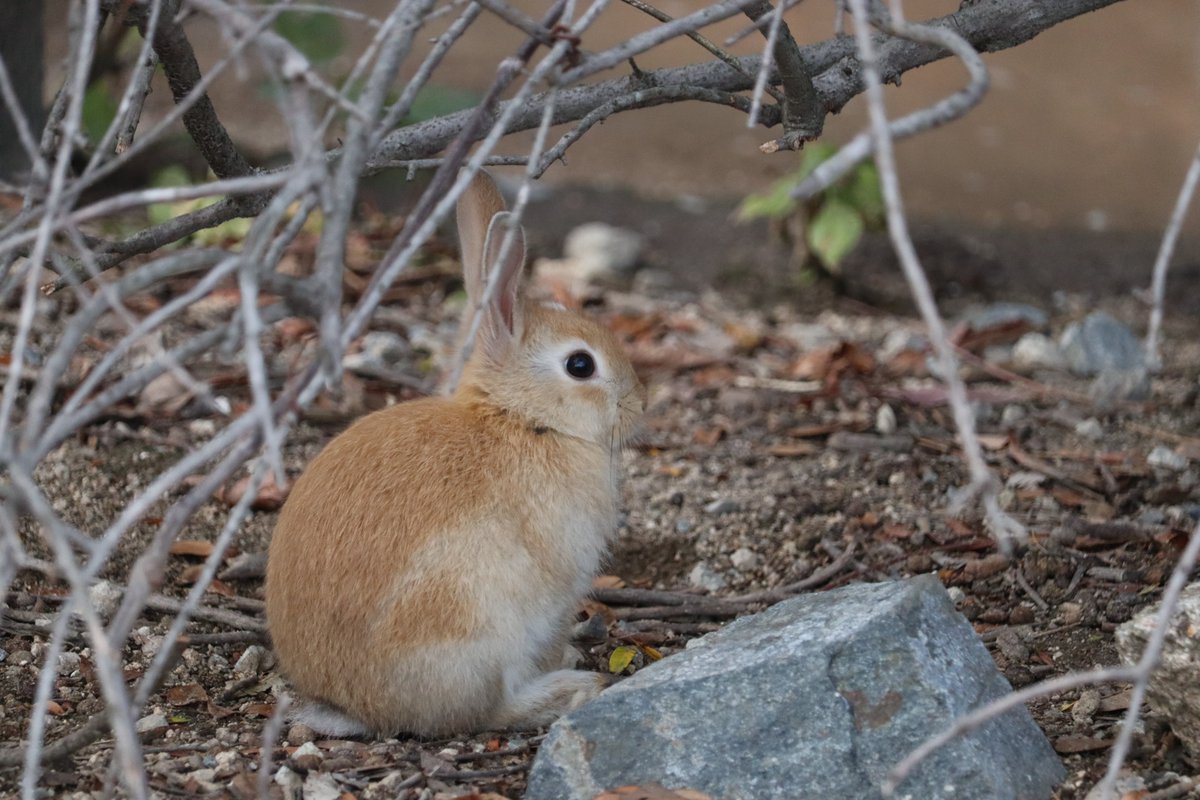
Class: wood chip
1053,735,1111,754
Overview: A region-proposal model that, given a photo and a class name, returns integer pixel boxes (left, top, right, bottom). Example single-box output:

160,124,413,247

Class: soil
3,185,1200,799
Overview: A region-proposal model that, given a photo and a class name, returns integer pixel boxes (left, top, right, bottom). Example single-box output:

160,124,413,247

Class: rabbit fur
265,170,644,737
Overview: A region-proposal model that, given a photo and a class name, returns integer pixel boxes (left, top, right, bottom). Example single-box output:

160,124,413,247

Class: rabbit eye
564,351,596,380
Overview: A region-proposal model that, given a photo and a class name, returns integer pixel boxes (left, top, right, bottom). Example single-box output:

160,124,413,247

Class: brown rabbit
265,170,645,737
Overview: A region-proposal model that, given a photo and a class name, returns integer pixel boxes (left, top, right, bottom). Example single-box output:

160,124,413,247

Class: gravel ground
3,221,1199,798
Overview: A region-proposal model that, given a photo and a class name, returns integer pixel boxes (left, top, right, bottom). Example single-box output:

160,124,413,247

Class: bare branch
1144,141,1200,370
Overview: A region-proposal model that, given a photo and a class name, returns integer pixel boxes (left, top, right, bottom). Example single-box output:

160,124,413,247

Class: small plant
738,142,884,281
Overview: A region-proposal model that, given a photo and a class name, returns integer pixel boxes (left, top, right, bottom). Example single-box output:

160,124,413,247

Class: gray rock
526,576,1063,800
729,547,758,571
343,331,409,373
1148,445,1189,472
961,302,1048,332
1088,367,1150,406
136,713,169,740
1012,333,1065,372
1059,311,1145,376
703,498,739,515
564,223,643,276
687,561,726,593
1074,418,1104,441
1115,581,1200,765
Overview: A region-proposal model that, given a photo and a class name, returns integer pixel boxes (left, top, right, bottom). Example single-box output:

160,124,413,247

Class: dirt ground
2,185,1200,799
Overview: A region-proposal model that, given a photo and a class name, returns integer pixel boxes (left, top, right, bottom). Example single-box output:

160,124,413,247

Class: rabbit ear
456,169,508,302
477,211,526,354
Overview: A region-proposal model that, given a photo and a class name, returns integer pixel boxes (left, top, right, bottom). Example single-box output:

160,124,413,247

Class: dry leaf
593,575,626,590
692,427,725,446
166,683,210,707
1053,735,1111,754
767,443,819,458
170,540,216,558
45,700,64,716
218,471,290,511
608,646,638,674
240,703,275,718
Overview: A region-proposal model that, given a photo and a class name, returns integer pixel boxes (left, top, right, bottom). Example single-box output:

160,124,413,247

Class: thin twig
1144,141,1200,370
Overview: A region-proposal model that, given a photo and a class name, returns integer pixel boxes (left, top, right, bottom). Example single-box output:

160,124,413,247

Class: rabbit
264,169,645,738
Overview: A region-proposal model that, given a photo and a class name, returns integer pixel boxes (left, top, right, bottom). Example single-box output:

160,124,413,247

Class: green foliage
738,142,884,274
273,10,345,64
82,82,119,144
147,165,253,246
402,85,481,125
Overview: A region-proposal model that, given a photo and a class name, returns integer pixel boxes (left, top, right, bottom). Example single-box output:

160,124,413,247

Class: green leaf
737,176,799,221
608,645,637,674
847,163,884,224
798,141,837,180
402,85,481,125
81,82,119,144
274,10,344,64
807,199,864,273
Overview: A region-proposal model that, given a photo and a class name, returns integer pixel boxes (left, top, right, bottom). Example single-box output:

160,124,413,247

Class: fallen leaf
638,644,664,662
177,564,204,584
692,426,725,446
767,443,819,457
166,683,210,707
592,575,626,590
1053,735,1111,754
240,703,274,718
171,540,215,558
218,471,290,511
608,646,638,674
1099,689,1133,712
45,700,64,716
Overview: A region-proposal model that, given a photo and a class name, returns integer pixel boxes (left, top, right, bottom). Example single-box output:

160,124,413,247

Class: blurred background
39,0,1200,304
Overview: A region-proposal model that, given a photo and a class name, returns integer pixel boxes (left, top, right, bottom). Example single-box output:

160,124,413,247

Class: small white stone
1012,332,1065,371
564,223,642,276
688,561,727,593
234,644,269,676
292,741,323,762
730,548,759,571
1148,445,1189,471
136,713,168,735
88,580,124,621
1074,418,1104,441
875,403,898,435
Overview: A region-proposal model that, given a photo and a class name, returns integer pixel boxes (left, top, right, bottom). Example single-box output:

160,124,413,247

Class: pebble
57,652,81,675
0,647,6,663
730,548,758,571
1059,602,1084,626
688,561,727,592
1059,311,1146,376
234,644,269,676
875,403,897,435
8,650,33,667
703,498,739,515
136,713,169,739
961,302,1048,331
1074,417,1104,441
1011,332,1065,371
274,765,303,800
343,331,409,373
286,722,317,745
1000,404,1027,427
88,580,124,621
1071,688,1100,727
213,749,240,779
564,223,643,276
291,741,324,771
1009,605,1035,625
1148,445,1189,472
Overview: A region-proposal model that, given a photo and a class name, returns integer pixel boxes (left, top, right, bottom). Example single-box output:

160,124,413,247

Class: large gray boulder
526,575,1063,800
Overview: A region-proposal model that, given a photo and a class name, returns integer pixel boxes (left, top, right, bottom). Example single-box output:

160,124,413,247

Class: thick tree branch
372,0,1125,164
743,0,823,151
133,0,254,179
